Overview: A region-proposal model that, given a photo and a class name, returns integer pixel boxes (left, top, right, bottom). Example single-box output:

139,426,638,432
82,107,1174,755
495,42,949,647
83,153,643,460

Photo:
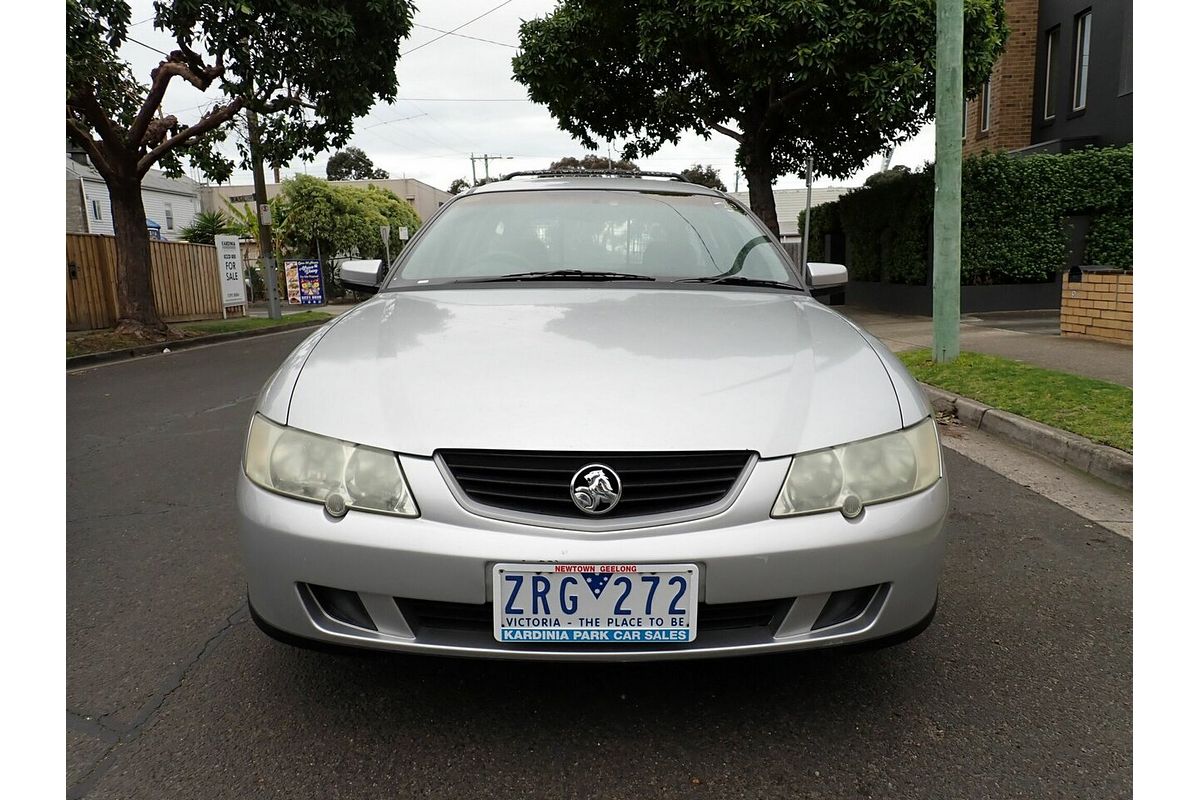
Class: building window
1044,28,1060,120
980,79,991,131
1117,6,1132,97
1072,10,1092,111
90,199,102,221
165,203,174,230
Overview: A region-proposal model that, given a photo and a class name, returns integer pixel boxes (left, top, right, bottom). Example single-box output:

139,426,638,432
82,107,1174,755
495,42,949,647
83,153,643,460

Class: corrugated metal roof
729,187,855,236
65,156,200,197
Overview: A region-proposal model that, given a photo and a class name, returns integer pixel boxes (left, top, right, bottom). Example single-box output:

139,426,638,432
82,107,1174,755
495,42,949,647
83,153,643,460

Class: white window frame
1072,10,1092,111
980,79,992,132
165,202,174,230
90,199,102,221
1043,27,1060,120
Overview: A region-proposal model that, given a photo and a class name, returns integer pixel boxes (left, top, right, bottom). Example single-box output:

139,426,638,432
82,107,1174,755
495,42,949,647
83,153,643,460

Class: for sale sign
214,235,246,307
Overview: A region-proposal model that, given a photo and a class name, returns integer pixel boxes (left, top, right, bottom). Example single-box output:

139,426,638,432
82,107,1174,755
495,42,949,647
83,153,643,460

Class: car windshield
385,189,801,288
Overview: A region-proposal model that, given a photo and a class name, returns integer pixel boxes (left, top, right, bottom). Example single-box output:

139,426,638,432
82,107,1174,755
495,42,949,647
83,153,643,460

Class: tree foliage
449,177,471,194
513,0,1006,234
548,154,639,172
179,210,236,244
65,0,416,329
326,146,390,180
273,175,421,263
223,201,260,239
679,163,726,191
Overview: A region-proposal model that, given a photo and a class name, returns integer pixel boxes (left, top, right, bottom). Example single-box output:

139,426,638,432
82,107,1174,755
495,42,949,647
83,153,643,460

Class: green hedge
806,145,1132,285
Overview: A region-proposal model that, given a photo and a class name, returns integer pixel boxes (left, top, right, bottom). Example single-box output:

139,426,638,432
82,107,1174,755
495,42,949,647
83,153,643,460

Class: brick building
963,0,1132,157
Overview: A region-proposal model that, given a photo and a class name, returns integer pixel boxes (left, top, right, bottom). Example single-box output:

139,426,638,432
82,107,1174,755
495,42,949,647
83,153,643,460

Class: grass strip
898,349,1132,452
67,311,332,358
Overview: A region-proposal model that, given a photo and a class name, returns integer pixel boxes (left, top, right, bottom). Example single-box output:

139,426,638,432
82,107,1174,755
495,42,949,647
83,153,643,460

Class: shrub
805,145,1132,284
179,210,236,245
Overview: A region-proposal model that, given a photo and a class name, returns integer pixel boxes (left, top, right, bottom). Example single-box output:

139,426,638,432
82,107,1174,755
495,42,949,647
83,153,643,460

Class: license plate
492,563,699,644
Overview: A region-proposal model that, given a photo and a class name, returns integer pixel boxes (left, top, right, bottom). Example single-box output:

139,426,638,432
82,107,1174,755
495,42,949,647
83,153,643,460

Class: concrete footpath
840,306,1132,387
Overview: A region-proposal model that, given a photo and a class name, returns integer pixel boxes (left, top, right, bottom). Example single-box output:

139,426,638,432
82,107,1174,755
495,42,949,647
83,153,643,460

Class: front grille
396,597,792,635
438,450,752,519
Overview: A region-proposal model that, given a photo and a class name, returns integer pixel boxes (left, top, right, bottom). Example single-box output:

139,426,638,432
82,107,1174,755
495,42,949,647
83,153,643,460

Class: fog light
325,493,348,518
840,494,863,519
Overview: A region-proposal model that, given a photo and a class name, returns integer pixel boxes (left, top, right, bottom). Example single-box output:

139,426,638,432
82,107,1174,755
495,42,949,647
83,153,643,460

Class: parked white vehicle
238,171,946,660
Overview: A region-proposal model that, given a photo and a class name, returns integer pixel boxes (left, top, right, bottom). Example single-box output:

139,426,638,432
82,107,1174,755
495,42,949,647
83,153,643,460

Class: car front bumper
237,454,948,661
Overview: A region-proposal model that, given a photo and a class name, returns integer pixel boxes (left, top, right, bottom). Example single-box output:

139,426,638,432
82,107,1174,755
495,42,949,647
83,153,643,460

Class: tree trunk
107,177,167,334
745,167,779,237
742,141,780,238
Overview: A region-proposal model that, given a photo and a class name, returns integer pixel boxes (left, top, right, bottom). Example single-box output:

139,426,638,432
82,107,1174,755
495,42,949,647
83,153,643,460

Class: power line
395,98,476,152
363,112,427,129
400,0,517,56
411,23,516,48
124,34,168,56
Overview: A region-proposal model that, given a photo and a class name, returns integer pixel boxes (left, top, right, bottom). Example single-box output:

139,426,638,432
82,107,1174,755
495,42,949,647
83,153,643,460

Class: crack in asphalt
66,395,258,466
66,602,249,800
67,500,225,525
67,710,125,743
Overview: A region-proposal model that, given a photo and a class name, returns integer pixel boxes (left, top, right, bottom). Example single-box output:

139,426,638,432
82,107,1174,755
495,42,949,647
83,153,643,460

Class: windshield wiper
672,276,803,291
454,269,658,284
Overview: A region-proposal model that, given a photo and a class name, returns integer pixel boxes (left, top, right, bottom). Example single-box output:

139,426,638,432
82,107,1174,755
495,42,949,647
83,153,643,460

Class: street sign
258,203,273,225
214,235,246,307
398,226,410,241
380,225,390,245
284,260,325,305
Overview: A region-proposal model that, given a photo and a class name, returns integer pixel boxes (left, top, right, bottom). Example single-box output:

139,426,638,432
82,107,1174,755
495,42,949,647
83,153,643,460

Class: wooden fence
66,234,237,330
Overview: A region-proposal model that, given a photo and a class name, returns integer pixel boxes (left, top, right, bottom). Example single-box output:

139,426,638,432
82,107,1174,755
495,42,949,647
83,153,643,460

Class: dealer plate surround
492,563,699,643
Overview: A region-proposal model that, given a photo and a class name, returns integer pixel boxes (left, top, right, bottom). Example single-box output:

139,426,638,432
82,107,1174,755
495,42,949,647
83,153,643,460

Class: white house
731,187,855,242
66,154,202,242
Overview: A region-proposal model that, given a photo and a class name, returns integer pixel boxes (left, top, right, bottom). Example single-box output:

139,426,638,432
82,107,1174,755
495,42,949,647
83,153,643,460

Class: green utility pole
932,0,964,362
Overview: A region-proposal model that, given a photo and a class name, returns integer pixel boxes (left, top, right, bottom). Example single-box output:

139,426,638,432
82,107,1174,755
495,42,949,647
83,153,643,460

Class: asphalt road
67,330,1131,799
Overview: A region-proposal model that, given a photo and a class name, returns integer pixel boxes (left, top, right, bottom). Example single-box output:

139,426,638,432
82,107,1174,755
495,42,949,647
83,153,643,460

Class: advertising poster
284,261,301,304
285,260,325,305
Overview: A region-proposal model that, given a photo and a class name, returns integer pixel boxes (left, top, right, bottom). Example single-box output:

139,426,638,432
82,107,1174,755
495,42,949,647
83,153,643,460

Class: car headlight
243,414,418,517
772,417,941,517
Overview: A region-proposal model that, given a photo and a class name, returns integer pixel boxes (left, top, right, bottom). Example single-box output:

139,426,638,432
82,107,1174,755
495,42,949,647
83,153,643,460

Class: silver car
238,172,947,661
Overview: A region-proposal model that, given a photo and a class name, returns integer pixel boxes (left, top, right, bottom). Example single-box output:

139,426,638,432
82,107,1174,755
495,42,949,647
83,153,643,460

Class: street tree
680,164,726,191
448,177,471,194
549,154,638,172
513,0,1005,236
66,0,416,335
326,146,390,181
273,175,420,264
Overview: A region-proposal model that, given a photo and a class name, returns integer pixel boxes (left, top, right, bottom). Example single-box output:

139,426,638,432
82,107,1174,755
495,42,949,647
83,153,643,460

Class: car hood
284,288,903,458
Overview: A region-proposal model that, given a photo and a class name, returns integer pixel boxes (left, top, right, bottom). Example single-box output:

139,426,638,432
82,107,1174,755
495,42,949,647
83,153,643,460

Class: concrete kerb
921,382,1132,491
66,318,331,370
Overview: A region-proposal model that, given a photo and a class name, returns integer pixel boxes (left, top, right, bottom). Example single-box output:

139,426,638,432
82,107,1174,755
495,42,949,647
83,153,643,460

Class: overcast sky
119,0,936,193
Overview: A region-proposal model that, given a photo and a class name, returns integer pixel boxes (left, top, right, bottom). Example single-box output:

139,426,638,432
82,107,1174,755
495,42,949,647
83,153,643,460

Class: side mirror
805,261,848,289
338,259,385,295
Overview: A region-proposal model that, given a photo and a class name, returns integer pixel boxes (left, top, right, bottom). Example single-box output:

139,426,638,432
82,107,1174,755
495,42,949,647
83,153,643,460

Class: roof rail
499,169,689,182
